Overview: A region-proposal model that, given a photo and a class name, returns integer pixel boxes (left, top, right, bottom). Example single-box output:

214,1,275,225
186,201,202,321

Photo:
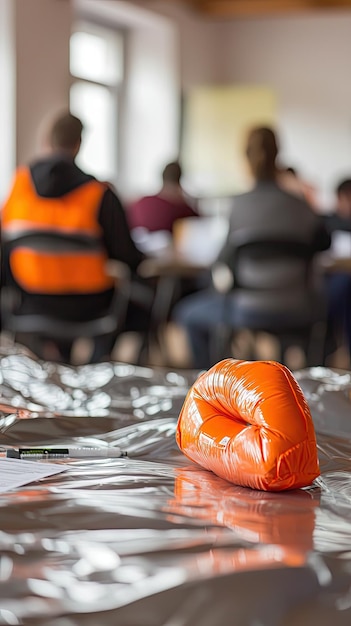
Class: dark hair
162,161,182,184
336,179,351,195
49,112,83,151
245,126,278,181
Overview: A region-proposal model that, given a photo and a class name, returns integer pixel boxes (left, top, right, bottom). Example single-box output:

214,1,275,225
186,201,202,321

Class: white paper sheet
0,457,67,493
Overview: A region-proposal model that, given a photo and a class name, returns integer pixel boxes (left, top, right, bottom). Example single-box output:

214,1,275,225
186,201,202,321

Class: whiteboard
181,85,277,197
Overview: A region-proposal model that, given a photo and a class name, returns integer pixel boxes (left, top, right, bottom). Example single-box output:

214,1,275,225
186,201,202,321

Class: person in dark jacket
324,179,351,235
173,127,331,369
322,179,351,363
1,111,152,363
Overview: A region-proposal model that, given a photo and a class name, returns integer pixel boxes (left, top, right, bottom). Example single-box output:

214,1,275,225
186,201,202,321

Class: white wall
123,22,179,197
15,0,72,165
0,0,15,202
134,1,227,88
221,13,351,209
138,3,351,210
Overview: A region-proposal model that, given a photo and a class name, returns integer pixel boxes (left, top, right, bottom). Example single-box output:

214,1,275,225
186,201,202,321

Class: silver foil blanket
0,347,350,625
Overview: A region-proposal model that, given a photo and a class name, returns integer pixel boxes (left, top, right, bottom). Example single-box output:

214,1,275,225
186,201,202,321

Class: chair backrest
225,228,315,291
1,229,132,342
2,229,103,256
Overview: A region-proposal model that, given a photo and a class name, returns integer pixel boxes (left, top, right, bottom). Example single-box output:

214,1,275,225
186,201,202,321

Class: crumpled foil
0,347,350,625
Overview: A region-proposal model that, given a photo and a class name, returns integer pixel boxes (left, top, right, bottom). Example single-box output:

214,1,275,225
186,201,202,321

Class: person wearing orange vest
1,111,148,362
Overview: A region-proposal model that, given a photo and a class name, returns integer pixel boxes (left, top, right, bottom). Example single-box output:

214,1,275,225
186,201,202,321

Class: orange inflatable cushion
176,359,320,491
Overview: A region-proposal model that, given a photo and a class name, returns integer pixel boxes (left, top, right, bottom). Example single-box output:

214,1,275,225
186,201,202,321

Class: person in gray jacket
173,126,330,369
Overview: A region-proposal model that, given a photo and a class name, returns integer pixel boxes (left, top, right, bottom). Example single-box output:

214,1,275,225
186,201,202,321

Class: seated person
1,111,152,363
324,178,351,234
323,179,351,363
127,161,198,235
173,126,330,370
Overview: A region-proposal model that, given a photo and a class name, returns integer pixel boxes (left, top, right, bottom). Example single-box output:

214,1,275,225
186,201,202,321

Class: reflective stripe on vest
2,167,115,294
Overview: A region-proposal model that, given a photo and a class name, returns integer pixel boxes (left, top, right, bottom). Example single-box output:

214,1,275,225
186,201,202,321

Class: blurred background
2,0,351,370
1,0,351,214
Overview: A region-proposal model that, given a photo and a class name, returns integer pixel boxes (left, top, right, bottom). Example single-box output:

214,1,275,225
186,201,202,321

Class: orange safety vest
1,167,115,294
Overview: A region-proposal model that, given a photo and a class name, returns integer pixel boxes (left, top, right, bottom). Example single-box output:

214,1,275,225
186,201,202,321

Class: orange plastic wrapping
176,359,320,491
166,469,320,569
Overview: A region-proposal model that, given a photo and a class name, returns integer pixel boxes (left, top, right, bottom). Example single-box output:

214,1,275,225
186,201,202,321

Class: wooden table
137,252,211,364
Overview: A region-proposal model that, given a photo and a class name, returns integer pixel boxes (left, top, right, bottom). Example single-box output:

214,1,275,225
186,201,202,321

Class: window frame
69,20,126,186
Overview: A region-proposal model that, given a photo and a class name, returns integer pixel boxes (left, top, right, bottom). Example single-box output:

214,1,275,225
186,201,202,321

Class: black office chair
1,229,132,362
211,228,328,367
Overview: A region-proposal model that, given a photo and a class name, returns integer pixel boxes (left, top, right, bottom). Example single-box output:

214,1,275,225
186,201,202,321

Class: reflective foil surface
0,348,351,625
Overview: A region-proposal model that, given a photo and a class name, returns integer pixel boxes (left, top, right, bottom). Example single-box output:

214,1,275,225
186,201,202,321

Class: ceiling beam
187,0,351,18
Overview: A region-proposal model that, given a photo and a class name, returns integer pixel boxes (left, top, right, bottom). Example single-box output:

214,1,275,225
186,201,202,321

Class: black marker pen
6,447,127,459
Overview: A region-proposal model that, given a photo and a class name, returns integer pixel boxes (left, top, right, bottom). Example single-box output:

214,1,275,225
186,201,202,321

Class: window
69,22,124,183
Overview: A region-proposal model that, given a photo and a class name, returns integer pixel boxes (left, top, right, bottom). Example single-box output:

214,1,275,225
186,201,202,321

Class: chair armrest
137,258,161,279
105,260,131,286
104,260,132,325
